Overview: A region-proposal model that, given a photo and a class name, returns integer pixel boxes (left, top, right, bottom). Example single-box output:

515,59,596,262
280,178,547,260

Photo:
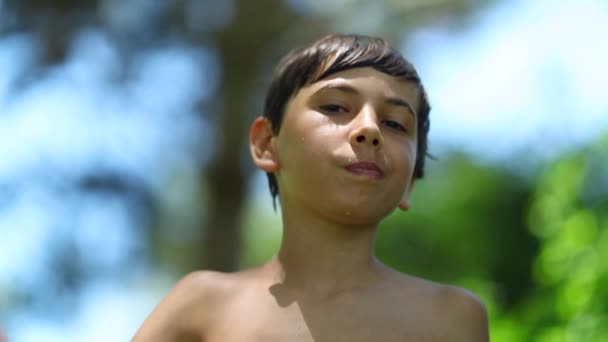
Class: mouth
345,161,385,180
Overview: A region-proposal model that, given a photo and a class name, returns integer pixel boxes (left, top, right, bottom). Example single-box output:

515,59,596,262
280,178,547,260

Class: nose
349,105,383,148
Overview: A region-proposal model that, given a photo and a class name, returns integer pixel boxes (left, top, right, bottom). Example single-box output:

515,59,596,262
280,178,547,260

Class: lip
345,161,385,179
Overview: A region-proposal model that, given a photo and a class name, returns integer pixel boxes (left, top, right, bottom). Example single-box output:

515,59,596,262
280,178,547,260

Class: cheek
407,143,417,169
391,138,416,164
277,117,330,170
290,116,337,152
388,141,417,185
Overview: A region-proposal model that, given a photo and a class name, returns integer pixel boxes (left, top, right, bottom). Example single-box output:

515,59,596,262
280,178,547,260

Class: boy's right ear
249,117,279,173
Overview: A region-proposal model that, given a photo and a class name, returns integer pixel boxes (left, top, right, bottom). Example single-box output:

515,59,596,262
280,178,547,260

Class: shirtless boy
133,34,489,342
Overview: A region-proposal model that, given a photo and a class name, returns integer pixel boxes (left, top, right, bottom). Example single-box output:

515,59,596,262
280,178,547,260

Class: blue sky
409,0,608,162
1,0,607,340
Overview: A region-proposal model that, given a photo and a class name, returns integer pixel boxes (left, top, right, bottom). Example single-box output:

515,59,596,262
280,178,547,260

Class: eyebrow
314,83,417,118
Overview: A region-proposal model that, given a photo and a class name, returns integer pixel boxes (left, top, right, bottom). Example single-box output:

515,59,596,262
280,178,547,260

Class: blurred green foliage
240,132,608,341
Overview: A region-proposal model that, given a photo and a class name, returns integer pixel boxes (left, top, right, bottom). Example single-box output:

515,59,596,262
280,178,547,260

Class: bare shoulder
381,270,489,342
405,275,489,342
431,283,489,342
132,270,239,341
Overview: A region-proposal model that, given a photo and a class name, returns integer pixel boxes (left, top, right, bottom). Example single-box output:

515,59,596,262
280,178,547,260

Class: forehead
298,67,420,104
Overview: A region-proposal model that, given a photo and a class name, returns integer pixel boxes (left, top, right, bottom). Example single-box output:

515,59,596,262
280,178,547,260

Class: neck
267,201,384,297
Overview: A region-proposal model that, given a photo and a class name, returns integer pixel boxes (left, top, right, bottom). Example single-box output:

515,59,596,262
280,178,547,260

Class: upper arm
132,271,216,342
440,287,490,342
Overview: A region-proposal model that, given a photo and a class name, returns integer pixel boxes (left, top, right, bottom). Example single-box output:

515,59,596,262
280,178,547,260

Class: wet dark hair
263,33,431,207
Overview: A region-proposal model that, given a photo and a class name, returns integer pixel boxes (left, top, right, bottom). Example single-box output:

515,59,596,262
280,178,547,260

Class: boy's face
272,67,419,224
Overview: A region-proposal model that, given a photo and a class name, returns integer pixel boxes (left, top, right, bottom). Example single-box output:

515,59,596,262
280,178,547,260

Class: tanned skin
133,67,490,342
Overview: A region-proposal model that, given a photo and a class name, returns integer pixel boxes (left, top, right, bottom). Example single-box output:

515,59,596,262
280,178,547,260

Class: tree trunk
200,0,296,271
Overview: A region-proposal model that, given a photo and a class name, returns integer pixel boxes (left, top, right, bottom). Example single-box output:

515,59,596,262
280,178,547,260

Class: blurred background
0,0,607,340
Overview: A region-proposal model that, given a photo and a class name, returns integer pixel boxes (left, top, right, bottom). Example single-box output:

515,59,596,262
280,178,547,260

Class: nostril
356,136,365,143
372,138,379,146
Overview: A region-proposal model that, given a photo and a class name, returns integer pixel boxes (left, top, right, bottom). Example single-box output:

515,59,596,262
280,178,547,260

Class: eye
383,120,407,132
320,104,348,113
